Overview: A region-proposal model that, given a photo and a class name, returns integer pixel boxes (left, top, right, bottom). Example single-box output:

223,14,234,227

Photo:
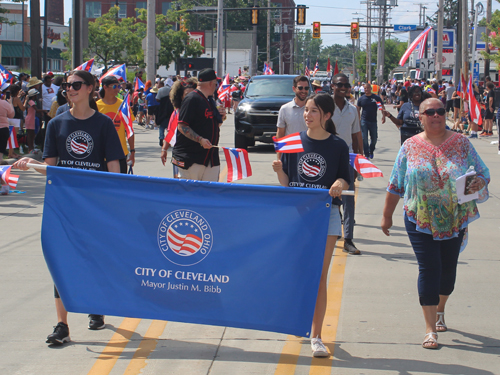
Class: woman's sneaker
311,337,329,357
46,322,70,345
88,314,106,330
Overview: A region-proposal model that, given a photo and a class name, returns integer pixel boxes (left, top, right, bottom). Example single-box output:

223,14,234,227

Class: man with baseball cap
172,68,226,181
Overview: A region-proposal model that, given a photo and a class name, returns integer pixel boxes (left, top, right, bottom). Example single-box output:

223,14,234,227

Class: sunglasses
422,108,446,116
296,86,309,91
107,84,119,89
334,82,351,88
61,81,90,91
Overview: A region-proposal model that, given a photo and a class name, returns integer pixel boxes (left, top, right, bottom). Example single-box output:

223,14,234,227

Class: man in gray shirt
332,73,363,255
445,81,455,117
276,75,309,138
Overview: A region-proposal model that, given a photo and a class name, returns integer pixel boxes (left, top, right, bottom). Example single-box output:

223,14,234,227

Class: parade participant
357,83,385,159
276,75,309,138
155,80,174,147
371,81,379,95
353,83,360,99
161,78,198,178
381,98,489,349
146,86,159,129
272,93,350,357
13,70,125,345
97,75,135,173
451,86,461,124
331,73,363,255
0,87,15,163
480,82,495,137
172,68,226,181
383,85,430,144
137,92,146,125
444,81,455,118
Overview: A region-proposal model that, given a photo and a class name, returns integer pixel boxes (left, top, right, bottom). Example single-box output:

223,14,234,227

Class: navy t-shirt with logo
357,94,383,123
43,111,125,171
281,131,351,206
173,89,221,169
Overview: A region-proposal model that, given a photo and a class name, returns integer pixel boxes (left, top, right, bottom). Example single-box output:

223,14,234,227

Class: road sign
473,63,480,85
393,25,417,32
420,58,435,72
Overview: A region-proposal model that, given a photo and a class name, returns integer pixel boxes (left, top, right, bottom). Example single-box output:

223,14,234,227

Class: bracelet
161,149,167,153
130,149,136,153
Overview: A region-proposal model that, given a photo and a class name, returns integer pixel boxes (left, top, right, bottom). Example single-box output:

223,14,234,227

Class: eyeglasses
422,108,446,116
107,84,119,89
334,82,351,88
61,82,89,91
296,86,309,91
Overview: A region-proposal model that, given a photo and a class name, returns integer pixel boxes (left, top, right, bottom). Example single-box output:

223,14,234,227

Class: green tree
428,0,458,28
355,39,407,81
295,29,322,73
480,5,500,69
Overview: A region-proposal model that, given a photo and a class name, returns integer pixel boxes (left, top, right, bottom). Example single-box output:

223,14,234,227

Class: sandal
436,312,447,332
422,332,438,349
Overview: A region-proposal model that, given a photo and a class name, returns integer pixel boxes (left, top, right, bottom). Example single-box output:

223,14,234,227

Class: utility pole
462,0,469,80
376,5,381,83
30,0,42,78
146,0,156,83
379,0,388,84
251,0,258,75
21,0,25,70
279,10,283,74
217,0,224,75
436,0,444,80
471,2,482,79
484,0,492,77
455,0,462,86
267,0,270,66
43,0,48,73
366,0,372,82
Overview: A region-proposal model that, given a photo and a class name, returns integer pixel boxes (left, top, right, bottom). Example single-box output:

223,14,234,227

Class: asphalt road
1,108,499,375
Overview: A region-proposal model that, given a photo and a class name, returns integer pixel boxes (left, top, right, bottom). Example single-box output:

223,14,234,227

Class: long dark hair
306,93,337,135
68,70,98,111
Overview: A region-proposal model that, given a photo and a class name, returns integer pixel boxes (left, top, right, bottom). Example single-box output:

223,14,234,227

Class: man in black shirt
356,83,385,159
172,68,226,181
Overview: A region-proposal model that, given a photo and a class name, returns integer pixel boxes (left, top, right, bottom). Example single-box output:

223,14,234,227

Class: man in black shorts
172,68,226,181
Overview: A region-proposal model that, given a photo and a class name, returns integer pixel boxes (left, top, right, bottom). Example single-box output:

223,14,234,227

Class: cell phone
5,92,10,100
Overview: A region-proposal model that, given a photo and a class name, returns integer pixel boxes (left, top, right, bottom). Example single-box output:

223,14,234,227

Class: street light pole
217,0,224,75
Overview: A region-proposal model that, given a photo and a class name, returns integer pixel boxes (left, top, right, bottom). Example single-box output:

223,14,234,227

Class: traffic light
312,22,320,39
180,16,187,32
296,5,306,26
251,7,259,25
350,22,359,39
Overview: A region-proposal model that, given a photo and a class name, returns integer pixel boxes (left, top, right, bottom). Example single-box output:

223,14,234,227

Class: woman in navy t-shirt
272,93,350,358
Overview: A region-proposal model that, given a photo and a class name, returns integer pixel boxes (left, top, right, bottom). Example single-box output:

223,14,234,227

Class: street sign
473,63,480,84
393,25,417,32
420,58,435,72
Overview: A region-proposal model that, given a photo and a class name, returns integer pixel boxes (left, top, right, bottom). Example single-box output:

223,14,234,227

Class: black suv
234,75,305,149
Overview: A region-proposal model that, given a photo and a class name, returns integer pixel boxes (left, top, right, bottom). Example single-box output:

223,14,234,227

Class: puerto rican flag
467,75,483,125
376,101,383,110
222,147,252,183
167,227,203,255
6,125,18,149
313,61,319,76
263,63,274,75
349,154,383,178
273,132,304,153
305,66,311,78
100,63,127,83
0,63,13,85
217,74,231,102
118,93,134,139
0,165,19,189
456,73,467,98
134,77,145,91
326,58,331,78
399,26,432,66
75,58,94,72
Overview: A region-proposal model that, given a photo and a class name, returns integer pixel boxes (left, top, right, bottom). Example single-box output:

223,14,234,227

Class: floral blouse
387,133,490,240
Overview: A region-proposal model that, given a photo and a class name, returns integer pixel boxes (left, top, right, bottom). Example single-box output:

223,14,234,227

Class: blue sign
433,30,454,48
394,25,417,31
41,167,332,336
473,63,480,85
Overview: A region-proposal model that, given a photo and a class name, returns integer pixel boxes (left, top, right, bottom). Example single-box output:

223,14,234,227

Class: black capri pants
0,127,9,154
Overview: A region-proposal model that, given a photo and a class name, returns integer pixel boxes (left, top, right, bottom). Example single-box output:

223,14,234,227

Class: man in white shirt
332,73,363,255
276,75,309,138
41,74,58,123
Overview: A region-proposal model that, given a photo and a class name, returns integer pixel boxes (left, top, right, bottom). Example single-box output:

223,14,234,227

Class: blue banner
41,167,331,336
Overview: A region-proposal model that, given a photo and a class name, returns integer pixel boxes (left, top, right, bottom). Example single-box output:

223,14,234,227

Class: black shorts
119,158,127,174
453,99,461,109
485,109,494,119
446,100,453,112
0,127,9,154
148,106,158,116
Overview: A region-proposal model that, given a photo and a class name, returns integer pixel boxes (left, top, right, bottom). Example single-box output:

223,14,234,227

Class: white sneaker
311,337,329,357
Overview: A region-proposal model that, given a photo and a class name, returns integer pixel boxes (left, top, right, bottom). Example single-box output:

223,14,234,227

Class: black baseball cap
198,68,217,82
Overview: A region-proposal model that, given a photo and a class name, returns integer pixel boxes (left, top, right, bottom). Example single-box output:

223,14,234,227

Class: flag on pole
468,76,483,125
399,26,432,66
222,147,252,183
326,58,331,78
217,74,231,102
349,154,383,178
376,101,383,110
75,58,94,72
99,64,127,83
305,66,311,78
263,63,274,75
334,60,339,75
415,69,421,79
6,125,18,149
0,165,19,189
456,73,467,98
117,93,134,139
272,132,304,153
134,77,145,91
0,63,13,85
313,61,319,76
417,32,427,60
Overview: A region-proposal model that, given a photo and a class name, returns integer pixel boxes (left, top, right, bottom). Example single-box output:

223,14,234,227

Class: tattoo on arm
178,123,202,143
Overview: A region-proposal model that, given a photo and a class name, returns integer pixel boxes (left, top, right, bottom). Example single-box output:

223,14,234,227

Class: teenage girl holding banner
272,93,351,358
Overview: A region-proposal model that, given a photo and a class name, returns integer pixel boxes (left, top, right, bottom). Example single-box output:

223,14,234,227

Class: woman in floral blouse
381,98,490,349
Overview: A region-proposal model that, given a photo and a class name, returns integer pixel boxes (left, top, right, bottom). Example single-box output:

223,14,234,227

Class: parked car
234,74,311,149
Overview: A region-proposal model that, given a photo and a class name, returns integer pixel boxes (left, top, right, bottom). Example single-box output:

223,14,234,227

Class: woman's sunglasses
106,84,119,89
422,108,446,116
61,82,90,91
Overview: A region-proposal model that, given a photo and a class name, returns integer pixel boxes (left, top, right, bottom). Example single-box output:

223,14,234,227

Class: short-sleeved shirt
173,90,221,169
397,101,422,137
332,99,360,152
357,94,383,123
282,131,351,206
277,98,307,136
42,111,124,171
41,83,58,111
96,98,135,156
487,90,495,109
446,86,455,101
55,103,70,117
146,92,159,107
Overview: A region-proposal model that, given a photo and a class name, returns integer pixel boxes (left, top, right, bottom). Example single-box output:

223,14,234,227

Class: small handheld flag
117,93,134,139
313,61,319,76
376,101,383,111
164,124,177,147
273,133,304,153
222,147,253,182
349,153,383,178
100,64,127,83
217,74,231,102
0,165,19,189
134,77,145,91
75,58,94,72
6,125,19,150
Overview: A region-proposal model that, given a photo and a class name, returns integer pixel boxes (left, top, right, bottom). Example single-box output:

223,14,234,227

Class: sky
37,0,500,47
